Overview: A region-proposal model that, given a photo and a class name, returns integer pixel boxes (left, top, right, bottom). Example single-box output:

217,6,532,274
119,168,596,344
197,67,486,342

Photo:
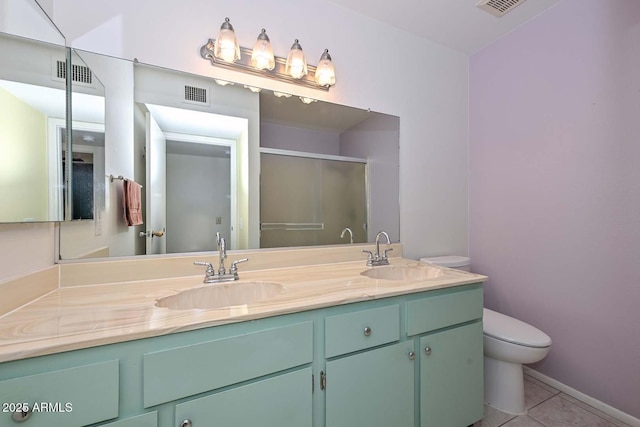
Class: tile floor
473,375,632,427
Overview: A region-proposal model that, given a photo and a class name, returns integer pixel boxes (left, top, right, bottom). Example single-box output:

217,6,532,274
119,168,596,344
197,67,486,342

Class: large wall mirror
0,0,105,224
4,0,399,260
0,0,66,222
57,55,400,260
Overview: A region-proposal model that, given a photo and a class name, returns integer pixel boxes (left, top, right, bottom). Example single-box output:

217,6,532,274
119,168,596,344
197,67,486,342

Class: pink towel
123,179,143,226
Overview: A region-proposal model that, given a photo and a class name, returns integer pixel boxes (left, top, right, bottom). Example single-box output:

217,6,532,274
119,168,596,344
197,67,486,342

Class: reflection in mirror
57,58,399,260
260,152,368,248
0,32,67,222
259,93,399,248
0,0,64,45
57,50,106,258
67,50,106,220
139,103,245,254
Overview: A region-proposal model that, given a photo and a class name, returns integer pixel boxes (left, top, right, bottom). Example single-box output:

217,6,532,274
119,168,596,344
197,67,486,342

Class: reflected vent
55,60,94,85
184,85,208,105
476,0,527,17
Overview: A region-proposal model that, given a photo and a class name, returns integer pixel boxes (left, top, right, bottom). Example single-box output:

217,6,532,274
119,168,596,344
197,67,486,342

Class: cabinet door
175,368,311,427
420,322,483,427
325,341,415,427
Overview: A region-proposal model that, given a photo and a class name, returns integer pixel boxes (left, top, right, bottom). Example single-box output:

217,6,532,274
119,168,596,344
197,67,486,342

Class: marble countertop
0,258,486,363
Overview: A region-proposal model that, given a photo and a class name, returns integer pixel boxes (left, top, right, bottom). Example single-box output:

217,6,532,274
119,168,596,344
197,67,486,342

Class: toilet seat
483,308,551,348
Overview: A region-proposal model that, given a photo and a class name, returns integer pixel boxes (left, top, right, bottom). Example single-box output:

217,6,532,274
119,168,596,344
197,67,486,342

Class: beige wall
0,87,48,222
0,223,55,281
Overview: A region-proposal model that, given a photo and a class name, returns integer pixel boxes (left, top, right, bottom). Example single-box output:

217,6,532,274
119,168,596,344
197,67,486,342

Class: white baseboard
524,367,640,427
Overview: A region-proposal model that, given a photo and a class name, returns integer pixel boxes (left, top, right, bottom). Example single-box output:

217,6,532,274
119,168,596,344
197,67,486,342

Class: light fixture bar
200,39,330,92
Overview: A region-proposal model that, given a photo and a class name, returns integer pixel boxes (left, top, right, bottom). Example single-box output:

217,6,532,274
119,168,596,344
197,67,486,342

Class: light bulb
251,29,275,70
314,49,336,87
285,39,308,79
213,18,240,63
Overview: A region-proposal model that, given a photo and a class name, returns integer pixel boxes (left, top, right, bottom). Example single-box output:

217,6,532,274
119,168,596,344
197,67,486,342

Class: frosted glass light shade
251,29,275,70
314,49,336,87
285,39,308,79
213,18,240,63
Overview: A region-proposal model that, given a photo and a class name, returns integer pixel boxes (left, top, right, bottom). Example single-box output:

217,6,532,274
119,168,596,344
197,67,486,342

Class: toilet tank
420,255,471,272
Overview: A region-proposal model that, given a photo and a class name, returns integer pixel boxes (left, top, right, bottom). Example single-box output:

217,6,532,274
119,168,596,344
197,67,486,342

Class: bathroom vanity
0,246,486,427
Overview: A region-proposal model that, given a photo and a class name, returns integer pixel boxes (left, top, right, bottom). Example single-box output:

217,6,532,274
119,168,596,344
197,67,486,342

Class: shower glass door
260,152,367,248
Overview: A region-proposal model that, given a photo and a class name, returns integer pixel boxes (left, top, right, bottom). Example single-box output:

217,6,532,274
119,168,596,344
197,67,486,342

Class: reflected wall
0,33,67,222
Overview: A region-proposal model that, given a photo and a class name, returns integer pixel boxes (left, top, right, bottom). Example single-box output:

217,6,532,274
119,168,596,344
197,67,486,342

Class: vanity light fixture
201,18,335,91
273,91,292,98
251,29,275,70
315,49,336,87
213,18,240,63
285,39,307,79
299,97,317,104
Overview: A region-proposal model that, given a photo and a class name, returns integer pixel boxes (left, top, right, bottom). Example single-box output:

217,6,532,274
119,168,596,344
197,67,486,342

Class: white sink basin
361,265,444,281
156,281,284,310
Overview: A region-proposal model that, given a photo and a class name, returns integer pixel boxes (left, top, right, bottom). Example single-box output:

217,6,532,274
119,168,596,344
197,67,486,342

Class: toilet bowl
420,256,552,415
482,307,551,414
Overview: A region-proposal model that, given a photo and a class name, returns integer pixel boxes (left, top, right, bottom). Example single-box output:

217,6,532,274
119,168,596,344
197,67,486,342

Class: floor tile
473,404,516,427
502,415,546,427
528,395,622,427
524,374,561,395
524,377,557,409
558,393,632,427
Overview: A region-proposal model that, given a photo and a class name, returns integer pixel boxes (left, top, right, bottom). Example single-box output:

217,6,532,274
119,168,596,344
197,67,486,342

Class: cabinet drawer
0,360,119,427
100,412,157,427
325,304,400,358
176,368,311,427
407,287,483,336
143,321,313,407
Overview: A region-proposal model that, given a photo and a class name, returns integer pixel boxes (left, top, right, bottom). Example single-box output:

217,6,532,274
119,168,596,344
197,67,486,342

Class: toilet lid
483,308,552,348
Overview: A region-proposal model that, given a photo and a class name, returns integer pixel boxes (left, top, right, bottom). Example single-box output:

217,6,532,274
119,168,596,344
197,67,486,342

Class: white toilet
420,256,552,415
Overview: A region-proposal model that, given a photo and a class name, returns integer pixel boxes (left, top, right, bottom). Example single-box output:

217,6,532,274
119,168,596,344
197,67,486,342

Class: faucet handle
382,248,394,260
230,258,249,273
361,249,373,261
194,261,215,276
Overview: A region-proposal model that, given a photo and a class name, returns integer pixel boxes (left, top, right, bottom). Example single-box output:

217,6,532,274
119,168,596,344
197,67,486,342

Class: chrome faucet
340,227,354,244
217,232,227,275
362,231,393,266
194,232,248,283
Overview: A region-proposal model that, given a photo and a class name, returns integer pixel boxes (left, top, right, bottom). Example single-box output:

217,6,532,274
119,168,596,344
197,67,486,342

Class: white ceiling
328,0,562,54
145,104,247,140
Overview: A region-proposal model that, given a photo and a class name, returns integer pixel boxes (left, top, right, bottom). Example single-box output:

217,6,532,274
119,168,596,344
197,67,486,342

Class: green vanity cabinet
420,322,484,427
324,304,415,427
407,286,485,427
0,282,484,427
325,341,416,427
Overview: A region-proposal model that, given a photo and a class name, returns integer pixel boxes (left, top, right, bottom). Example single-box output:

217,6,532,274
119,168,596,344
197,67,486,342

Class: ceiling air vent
184,85,208,105
54,60,94,86
476,0,528,17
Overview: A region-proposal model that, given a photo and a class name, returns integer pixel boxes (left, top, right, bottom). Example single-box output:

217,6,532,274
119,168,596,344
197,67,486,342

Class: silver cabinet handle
180,420,192,427
424,346,432,355
12,407,32,422
363,326,372,336
408,351,416,360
